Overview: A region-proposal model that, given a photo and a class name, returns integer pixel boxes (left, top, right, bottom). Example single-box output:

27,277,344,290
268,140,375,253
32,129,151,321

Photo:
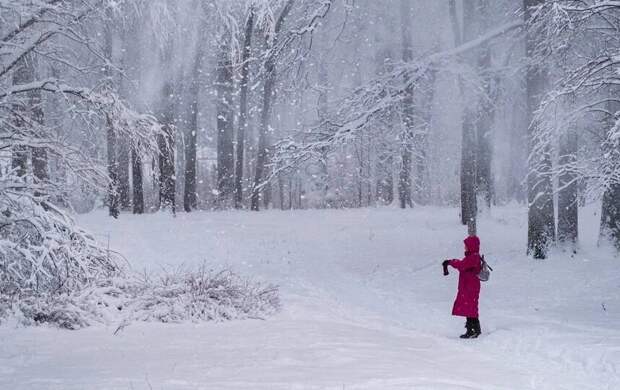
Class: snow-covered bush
0,263,280,330
121,267,280,324
0,176,123,299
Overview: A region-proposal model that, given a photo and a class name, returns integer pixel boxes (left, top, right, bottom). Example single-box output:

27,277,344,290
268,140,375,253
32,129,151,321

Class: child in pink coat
443,235,482,339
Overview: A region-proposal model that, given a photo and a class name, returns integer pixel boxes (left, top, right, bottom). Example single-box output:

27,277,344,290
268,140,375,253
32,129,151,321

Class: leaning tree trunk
525,0,555,259
398,0,414,209
557,124,578,250
234,10,255,209
216,44,235,208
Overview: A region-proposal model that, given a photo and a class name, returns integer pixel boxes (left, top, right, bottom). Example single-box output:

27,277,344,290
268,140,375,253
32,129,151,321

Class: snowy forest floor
1,205,619,389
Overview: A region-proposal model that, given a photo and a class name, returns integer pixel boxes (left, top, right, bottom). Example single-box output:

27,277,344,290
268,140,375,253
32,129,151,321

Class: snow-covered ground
1,205,619,389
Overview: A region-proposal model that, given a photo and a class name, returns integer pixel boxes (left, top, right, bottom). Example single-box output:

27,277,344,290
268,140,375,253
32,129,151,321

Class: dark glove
442,260,450,276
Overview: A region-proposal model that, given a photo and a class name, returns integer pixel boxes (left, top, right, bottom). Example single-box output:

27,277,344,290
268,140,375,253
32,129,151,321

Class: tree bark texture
398,0,414,209
216,45,235,208
251,0,294,211
234,10,254,209
525,0,555,259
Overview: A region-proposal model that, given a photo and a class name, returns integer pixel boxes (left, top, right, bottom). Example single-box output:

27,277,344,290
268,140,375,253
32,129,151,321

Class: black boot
472,318,481,338
460,318,476,339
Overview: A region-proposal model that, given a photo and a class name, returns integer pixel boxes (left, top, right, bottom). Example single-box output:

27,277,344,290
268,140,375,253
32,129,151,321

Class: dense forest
1,2,620,387
1,0,619,303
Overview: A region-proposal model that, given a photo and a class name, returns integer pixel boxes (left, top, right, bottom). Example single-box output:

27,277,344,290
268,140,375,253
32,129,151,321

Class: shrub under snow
0,187,280,329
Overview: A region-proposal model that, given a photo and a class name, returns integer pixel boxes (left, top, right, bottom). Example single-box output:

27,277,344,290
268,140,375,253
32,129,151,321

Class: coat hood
464,236,480,254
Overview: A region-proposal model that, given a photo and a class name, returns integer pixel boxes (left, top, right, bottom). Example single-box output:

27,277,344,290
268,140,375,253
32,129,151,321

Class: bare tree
251,0,295,211
525,0,555,259
234,9,255,209
184,8,208,213
104,15,120,218
216,40,236,208
398,0,414,209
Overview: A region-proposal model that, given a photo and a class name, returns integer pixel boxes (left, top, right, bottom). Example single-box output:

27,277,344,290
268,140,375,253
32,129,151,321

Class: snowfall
0,205,618,389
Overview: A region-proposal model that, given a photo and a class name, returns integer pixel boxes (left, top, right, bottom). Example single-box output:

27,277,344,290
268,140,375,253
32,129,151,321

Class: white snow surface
1,205,619,389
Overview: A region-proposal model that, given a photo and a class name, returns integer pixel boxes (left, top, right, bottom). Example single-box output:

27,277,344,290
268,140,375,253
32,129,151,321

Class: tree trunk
11,56,33,179
413,71,434,206
31,92,47,185
398,0,414,209
461,113,478,227
557,125,578,250
251,60,275,211
251,0,294,211
118,143,131,210
131,148,144,214
600,92,620,250
600,179,620,250
525,0,555,259
459,1,479,227
234,10,254,209
107,115,120,218
103,22,119,218
216,45,235,208
184,25,206,212
183,122,198,212
31,77,48,209
312,62,330,208
475,1,494,209
158,80,176,213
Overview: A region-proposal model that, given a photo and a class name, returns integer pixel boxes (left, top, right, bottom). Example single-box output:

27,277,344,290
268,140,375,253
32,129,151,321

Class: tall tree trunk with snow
234,10,255,209
315,61,330,207
398,0,414,209
158,79,176,213
557,124,578,249
184,25,206,212
30,70,48,207
10,57,33,179
600,171,620,250
216,44,235,208
117,25,131,215
600,93,620,250
12,55,48,200
457,0,478,229
118,143,131,210
251,0,294,211
104,22,119,218
131,148,144,214
251,57,275,211
106,115,120,218
412,71,434,206
475,0,494,209
525,0,555,258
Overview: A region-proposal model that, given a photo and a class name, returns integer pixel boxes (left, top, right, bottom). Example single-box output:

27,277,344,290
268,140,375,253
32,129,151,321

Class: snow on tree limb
262,19,523,188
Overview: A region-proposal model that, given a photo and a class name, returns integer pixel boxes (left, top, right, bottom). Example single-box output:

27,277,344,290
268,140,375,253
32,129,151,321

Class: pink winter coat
448,236,482,318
